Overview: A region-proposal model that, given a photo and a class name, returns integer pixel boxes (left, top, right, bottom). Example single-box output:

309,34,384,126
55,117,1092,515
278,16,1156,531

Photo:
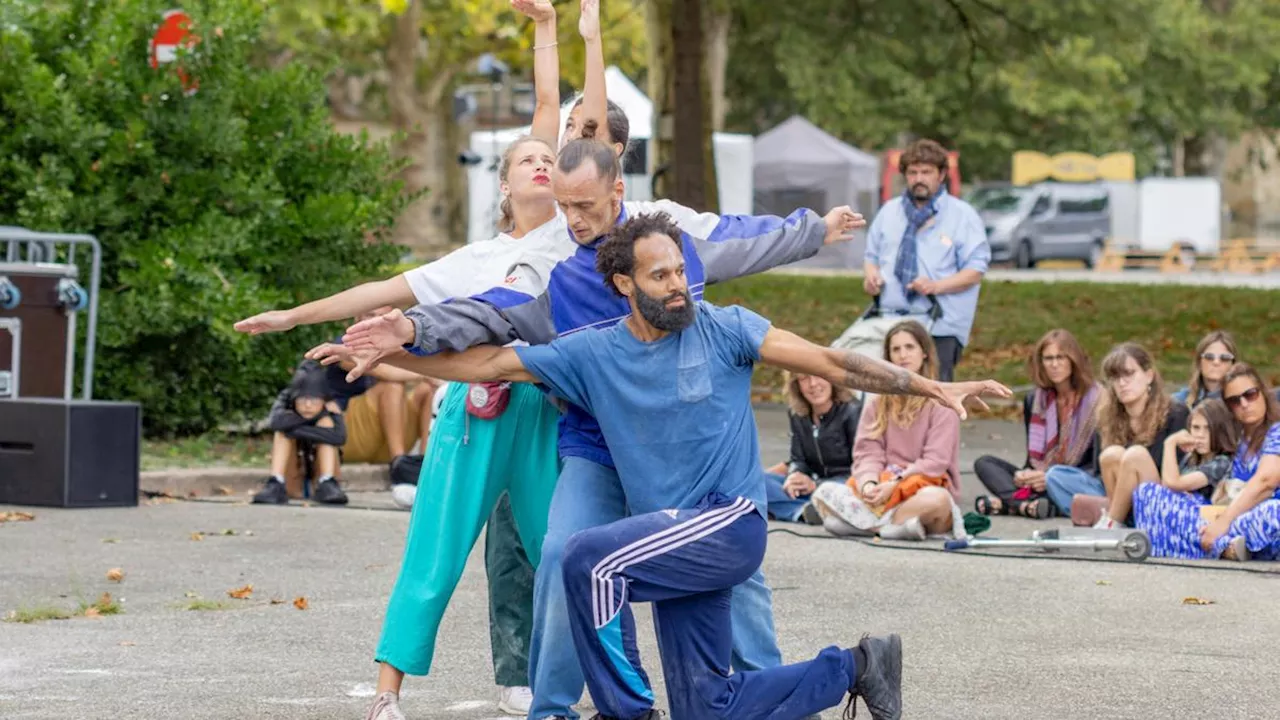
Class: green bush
0,0,407,436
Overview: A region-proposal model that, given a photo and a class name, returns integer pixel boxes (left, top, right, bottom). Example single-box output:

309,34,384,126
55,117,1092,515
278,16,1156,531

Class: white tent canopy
467,67,752,245
753,115,882,268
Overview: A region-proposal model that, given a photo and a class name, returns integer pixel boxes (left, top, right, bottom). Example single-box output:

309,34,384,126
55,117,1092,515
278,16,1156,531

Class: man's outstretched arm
308,343,535,385
757,327,1011,419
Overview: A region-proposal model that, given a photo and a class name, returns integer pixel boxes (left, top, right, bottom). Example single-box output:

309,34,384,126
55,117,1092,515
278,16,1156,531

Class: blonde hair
783,371,854,417
1097,343,1169,447
864,321,938,439
496,136,555,233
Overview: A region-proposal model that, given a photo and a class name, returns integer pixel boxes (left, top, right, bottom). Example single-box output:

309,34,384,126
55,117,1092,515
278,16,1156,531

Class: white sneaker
812,484,879,533
1093,515,1126,530
497,685,533,715
391,484,417,509
365,691,407,720
879,516,926,541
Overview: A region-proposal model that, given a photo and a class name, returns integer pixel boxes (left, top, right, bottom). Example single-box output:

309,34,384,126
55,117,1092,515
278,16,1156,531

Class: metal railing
0,227,102,400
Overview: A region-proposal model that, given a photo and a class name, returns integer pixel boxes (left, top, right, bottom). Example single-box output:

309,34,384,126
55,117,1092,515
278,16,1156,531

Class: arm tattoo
836,350,928,397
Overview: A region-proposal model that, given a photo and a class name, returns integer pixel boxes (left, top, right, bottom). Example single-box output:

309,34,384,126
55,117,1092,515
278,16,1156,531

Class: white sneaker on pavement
391,483,417,509
497,685,533,715
365,691,407,720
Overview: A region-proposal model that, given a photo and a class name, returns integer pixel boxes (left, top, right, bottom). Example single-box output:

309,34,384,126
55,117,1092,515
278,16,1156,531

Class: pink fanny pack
465,382,512,420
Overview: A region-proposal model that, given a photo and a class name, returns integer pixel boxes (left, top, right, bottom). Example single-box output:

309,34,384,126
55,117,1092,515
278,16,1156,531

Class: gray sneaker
365,691,407,720
847,634,902,720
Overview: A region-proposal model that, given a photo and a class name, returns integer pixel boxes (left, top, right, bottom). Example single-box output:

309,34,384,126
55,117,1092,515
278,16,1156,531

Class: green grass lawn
142,433,271,471
706,275,1280,401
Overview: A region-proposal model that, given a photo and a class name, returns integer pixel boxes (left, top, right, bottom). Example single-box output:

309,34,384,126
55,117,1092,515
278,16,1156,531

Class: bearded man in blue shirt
310,212,1009,720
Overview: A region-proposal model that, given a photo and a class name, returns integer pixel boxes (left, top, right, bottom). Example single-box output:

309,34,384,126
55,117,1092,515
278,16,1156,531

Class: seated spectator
812,320,963,541
1134,365,1280,561
974,329,1100,519
253,308,439,505
1044,343,1189,522
254,360,350,504
1129,399,1240,557
1172,330,1236,407
763,372,862,523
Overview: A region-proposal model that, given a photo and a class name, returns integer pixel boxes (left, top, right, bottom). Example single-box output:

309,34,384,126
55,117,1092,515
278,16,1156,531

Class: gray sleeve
633,199,827,284
406,291,557,354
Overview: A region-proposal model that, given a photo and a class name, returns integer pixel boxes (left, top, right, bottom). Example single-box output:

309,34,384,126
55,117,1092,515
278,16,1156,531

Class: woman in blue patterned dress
1133,364,1280,561
1131,399,1238,558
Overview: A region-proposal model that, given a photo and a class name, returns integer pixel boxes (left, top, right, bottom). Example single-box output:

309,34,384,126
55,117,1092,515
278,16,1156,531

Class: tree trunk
646,0,673,198
385,0,432,254
671,0,709,210
705,3,731,133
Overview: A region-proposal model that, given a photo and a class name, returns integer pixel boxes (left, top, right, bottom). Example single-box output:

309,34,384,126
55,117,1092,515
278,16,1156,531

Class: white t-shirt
402,213,572,305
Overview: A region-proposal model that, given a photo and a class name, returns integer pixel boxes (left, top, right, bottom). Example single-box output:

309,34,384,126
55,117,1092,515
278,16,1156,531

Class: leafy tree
0,0,406,435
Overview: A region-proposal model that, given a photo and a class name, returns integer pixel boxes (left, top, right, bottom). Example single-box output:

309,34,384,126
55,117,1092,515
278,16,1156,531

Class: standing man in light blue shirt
863,139,991,381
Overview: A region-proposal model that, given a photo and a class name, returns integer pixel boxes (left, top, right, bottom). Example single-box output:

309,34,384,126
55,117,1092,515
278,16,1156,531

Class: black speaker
0,398,141,508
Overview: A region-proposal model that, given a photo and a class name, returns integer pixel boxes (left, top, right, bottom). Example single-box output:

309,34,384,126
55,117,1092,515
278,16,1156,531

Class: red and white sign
149,9,199,92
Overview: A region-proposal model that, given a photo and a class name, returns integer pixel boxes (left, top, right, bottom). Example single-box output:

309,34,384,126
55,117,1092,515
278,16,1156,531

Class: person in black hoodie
253,359,351,505
764,371,863,523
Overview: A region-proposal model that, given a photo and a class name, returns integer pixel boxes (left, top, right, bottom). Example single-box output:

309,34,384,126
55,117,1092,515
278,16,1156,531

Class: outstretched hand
579,0,600,40
512,0,555,23
342,308,415,355
306,343,387,383
822,205,866,245
234,310,295,335
933,379,1013,421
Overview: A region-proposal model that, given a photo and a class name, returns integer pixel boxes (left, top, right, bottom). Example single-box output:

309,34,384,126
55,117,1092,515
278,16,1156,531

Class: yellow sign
1012,151,1135,186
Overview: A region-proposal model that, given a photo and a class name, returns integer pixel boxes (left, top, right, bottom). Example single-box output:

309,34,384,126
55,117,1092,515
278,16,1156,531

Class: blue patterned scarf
894,188,944,301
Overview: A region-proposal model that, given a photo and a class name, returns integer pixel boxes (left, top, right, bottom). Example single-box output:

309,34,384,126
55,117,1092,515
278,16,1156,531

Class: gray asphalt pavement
2,408,1277,720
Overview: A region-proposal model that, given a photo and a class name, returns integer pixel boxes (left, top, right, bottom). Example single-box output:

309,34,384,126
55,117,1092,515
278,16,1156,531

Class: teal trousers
376,382,561,677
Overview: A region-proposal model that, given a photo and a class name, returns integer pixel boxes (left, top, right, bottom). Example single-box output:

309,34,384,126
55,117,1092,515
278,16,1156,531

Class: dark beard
634,286,696,332
910,183,932,200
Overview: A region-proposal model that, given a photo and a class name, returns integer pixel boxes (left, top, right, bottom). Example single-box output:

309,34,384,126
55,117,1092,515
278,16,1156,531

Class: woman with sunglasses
1195,364,1280,559
1172,331,1237,407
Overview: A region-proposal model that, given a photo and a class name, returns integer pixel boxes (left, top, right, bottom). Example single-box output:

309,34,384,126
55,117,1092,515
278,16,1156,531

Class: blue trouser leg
562,495,853,720
528,457,635,719
1044,465,1106,516
764,472,808,522
730,569,784,672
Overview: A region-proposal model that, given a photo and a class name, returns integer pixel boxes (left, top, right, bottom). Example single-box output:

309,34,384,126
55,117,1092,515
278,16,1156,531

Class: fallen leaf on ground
293,597,309,611
1095,580,1112,586
0,511,35,523
190,532,204,541
270,598,284,605
184,591,199,598
119,641,136,646
102,538,119,544
244,530,255,536
214,485,232,496
220,529,237,536
1182,596,1215,606
227,585,253,600
106,568,125,583
83,607,101,618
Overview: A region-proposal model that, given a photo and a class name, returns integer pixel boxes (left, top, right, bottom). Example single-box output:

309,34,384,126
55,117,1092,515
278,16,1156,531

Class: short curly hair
595,212,684,297
898,139,949,174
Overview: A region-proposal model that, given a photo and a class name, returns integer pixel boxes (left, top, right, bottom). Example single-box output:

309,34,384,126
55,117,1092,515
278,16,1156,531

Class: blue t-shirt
1232,421,1280,500
515,301,771,516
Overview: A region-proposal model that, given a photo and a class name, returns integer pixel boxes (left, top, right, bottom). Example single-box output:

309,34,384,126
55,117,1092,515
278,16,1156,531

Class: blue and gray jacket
404,198,829,467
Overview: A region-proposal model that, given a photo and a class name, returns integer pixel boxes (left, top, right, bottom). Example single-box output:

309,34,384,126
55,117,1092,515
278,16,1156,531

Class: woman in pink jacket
812,320,964,540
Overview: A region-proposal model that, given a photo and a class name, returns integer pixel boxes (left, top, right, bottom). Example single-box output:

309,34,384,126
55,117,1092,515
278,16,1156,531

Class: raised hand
579,0,600,40
512,0,556,23
822,205,866,245
933,379,1014,421
341,308,415,355
234,309,296,335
